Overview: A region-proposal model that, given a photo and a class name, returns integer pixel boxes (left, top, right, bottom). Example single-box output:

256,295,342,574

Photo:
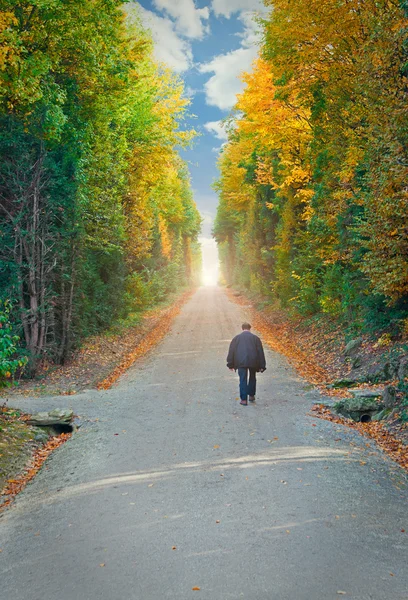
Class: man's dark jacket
227,331,266,371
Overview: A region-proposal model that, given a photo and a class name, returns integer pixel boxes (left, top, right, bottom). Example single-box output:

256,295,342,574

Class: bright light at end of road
200,236,219,286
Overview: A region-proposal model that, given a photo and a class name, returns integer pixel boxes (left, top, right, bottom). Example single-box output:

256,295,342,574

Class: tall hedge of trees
214,0,408,334
0,1,201,373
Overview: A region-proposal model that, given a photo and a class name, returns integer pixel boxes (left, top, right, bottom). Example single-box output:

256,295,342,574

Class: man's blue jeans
238,367,257,400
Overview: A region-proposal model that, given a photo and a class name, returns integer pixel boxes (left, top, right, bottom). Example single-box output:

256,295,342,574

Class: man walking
227,323,266,406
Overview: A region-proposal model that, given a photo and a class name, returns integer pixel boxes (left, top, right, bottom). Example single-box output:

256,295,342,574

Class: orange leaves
1,432,71,510
311,404,408,472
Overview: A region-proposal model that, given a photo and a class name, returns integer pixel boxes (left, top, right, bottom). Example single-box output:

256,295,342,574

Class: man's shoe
240,399,248,406
249,396,255,402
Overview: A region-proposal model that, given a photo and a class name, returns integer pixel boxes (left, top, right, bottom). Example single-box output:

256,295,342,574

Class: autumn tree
215,0,408,332
0,2,201,372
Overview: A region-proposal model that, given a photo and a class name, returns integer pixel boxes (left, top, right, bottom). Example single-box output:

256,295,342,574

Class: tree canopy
214,0,408,333
0,1,201,372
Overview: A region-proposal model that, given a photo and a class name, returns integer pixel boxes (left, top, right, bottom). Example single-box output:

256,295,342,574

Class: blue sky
127,0,265,281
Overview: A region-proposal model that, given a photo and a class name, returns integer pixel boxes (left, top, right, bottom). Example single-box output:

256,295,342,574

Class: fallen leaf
336,592,346,596
213,445,220,449
99,563,105,567
148,483,154,488
192,586,201,591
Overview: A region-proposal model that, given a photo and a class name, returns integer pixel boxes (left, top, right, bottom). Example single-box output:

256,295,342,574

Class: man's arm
227,336,237,369
257,337,266,371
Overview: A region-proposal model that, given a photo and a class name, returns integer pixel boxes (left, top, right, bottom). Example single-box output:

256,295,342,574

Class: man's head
242,322,251,331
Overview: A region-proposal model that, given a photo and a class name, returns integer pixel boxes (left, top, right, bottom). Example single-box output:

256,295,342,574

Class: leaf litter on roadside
1,432,72,510
311,404,408,471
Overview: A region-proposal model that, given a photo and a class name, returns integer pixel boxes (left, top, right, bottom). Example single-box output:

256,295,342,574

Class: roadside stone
372,408,391,421
382,385,398,409
387,357,400,379
349,388,383,399
345,396,381,412
29,409,74,426
366,361,390,383
398,356,408,380
332,379,358,389
351,355,363,369
344,337,363,357
33,429,50,443
334,395,383,422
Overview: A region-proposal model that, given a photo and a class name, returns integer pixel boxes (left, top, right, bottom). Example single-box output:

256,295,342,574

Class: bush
0,301,27,388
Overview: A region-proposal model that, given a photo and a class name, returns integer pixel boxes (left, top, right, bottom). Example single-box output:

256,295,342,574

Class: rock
334,395,383,421
33,429,50,443
372,408,391,421
398,356,408,380
382,385,398,409
344,396,381,412
366,361,390,383
332,379,358,389
344,337,363,357
349,388,383,399
351,355,363,369
29,409,74,427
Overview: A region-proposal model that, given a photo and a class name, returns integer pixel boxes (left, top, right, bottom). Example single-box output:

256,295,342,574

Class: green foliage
0,301,27,388
0,2,201,373
214,0,408,336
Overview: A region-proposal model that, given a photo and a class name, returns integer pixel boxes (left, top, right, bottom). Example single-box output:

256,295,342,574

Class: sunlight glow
200,236,220,286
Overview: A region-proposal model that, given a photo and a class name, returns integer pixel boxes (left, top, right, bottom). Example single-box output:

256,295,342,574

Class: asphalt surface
1,286,407,600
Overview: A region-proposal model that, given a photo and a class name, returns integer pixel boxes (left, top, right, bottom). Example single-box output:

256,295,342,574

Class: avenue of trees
0,1,201,376
214,0,408,334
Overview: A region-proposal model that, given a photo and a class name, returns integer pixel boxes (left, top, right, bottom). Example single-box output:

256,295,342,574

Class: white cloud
199,9,262,110
204,120,228,140
130,4,193,72
153,0,210,39
211,0,264,18
199,45,258,110
184,86,198,99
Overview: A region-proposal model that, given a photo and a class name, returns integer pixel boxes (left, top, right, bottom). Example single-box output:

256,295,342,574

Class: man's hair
242,322,251,330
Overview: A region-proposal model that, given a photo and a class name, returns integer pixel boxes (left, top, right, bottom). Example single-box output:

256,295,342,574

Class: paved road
1,287,407,600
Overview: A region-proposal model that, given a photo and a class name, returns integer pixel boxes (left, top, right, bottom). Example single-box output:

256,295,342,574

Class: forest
0,1,201,380
214,0,408,336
